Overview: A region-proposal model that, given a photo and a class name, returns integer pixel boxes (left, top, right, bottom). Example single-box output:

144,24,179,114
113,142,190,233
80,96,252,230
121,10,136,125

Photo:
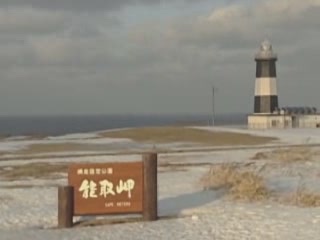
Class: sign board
68,162,143,216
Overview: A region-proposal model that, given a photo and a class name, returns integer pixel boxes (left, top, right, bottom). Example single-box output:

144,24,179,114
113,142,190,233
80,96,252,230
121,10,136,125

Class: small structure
248,40,320,129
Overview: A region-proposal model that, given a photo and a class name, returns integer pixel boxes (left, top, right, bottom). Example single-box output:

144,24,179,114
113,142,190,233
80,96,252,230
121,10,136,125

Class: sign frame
68,161,144,216
57,153,158,228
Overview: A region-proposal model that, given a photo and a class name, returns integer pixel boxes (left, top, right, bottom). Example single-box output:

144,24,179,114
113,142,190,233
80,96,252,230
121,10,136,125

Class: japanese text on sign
78,179,135,199
77,167,113,176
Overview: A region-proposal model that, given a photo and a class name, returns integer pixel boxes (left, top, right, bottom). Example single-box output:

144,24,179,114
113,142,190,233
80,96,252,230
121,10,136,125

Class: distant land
0,113,247,137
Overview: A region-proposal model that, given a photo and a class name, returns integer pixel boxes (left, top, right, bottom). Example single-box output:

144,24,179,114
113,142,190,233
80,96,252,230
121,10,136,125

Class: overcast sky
0,0,319,116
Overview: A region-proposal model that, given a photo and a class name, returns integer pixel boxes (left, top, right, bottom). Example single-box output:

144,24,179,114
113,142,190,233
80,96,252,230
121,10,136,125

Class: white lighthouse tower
254,40,279,113
248,40,320,129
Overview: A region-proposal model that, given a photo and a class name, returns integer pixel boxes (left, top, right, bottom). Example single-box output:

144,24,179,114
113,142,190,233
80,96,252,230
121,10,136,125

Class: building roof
277,107,317,114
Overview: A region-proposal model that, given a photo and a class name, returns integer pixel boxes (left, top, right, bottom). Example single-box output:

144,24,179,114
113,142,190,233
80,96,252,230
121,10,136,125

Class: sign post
57,153,158,228
58,186,74,228
143,153,158,221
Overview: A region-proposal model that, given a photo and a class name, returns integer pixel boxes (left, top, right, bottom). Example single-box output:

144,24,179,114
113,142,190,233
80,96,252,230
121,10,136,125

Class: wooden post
58,186,74,228
143,153,158,221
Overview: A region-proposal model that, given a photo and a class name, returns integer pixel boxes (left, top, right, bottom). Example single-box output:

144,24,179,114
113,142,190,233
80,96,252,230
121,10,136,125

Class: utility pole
212,86,215,126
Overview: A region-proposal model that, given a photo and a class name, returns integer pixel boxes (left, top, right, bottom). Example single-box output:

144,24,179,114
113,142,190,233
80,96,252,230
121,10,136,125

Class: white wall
297,115,320,128
248,114,320,129
248,115,291,129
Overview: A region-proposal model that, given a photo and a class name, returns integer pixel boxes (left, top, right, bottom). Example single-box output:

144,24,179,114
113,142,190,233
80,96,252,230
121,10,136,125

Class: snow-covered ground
1,126,320,239
2,126,320,160
194,126,320,145
0,132,133,153
0,129,204,159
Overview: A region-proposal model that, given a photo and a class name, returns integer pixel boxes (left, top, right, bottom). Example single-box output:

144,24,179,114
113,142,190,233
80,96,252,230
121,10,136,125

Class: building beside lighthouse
248,40,320,129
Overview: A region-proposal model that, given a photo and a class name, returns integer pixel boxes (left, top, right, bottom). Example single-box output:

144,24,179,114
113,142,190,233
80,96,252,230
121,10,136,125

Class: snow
193,126,320,144
1,126,320,239
0,154,142,167
0,142,28,152
0,137,133,153
2,125,320,156
46,132,101,140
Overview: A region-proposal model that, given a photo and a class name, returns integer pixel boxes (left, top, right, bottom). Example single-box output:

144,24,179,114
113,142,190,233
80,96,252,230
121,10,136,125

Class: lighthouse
248,40,320,129
254,40,278,113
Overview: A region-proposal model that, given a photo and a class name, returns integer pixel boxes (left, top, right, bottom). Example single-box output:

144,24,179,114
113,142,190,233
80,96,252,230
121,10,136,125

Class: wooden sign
68,162,143,215
58,153,158,228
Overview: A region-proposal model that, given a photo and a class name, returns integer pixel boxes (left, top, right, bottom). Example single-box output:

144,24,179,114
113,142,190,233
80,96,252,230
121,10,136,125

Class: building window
271,120,277,127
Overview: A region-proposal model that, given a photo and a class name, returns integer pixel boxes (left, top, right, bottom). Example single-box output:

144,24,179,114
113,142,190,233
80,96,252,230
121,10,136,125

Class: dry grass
251,146,315,162
280,182,320,207
0,134,11,140
294,189,320,207
0,127,276,156
72,215,183,228
159,161,211,168
0,151,7,156
100,127,276,146
158,161,211,173
0,134,46,142
19,143,104,155
0,195,13,202
22,134,47,140
0,162,68,180
0,184,60,189
0,161,210,180
200,163,320,207
199,164,270,201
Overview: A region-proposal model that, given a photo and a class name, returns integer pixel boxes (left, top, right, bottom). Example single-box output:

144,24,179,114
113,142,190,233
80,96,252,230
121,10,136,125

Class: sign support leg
143,153,158,221
58,186,74,228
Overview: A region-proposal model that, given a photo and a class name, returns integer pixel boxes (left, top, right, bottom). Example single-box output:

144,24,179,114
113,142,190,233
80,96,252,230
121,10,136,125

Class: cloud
0,0,208,11
1,0,320,115
116,0,320,112
0,7,68,34
130,0,320,50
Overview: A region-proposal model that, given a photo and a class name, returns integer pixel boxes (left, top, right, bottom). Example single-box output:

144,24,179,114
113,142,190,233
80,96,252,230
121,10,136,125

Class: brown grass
251,146,315,162
0,134,11,140
199,164,270,201
0,162,68,180
0,161,210,180
72,215,183,228
0,151,7,156
19,143,105,155
0,127,276,156
280,182,320,207
294,190,320,207
0,195,13,202
100,127,276,146
200,163,320,207
0,134,47,142
158,161,211,173
0,184,60,189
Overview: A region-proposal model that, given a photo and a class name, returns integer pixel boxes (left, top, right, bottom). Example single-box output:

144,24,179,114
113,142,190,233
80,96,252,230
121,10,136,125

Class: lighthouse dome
261,40,272,51
255,39,277,60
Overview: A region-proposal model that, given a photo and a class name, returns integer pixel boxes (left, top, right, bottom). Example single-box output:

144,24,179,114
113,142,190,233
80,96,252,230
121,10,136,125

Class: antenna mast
212,86,215,126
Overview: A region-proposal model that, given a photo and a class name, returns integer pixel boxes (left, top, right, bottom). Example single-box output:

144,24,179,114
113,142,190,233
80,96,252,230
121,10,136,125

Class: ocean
0,113,247,137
